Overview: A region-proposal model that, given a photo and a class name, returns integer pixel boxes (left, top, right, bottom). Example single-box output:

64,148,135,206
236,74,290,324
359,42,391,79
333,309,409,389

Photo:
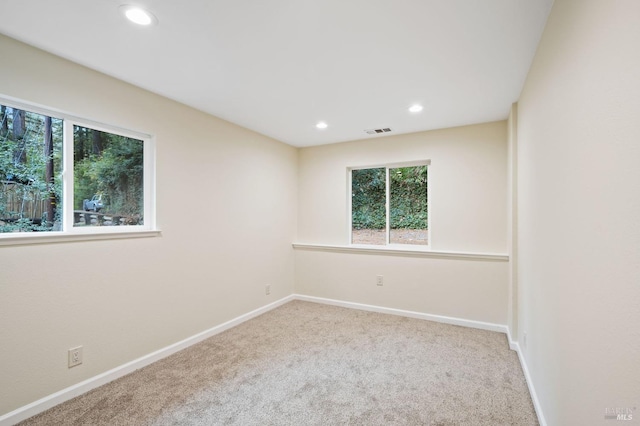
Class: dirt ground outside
352,228,428,245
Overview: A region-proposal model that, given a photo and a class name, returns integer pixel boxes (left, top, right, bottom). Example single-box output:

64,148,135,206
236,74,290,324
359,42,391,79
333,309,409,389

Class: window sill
292,243,508,261
0,229,161,247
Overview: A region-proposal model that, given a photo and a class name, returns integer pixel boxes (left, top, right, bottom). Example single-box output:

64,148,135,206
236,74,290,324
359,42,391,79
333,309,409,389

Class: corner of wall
507,103,519,341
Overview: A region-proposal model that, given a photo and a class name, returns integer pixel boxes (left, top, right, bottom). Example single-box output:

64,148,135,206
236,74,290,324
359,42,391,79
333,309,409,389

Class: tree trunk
0,106,7,180
44,116,55,226
12,109,27,165
0,105,8,139
92,129,103,155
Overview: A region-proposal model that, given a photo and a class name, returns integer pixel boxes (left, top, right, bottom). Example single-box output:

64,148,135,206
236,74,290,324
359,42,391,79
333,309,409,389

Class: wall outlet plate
265,284,271,295
376,275,383,286
68,346,83,368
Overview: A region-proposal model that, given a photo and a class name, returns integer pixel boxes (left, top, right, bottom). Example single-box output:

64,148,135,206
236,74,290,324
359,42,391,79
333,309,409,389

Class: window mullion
143,138,153,229
348,169,353,244
385,167,390,245
62,121,75,232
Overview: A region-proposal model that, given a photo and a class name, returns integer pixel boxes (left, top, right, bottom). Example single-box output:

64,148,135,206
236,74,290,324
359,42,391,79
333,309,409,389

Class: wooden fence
1,182,140,226
0,181,48,220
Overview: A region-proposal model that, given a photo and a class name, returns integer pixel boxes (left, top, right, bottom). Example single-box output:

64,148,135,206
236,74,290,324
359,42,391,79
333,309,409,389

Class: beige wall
296,122,509,325
298,121,508,253
507,104,519,339
295,250,508,325
0,35,298,415
516,0,640,424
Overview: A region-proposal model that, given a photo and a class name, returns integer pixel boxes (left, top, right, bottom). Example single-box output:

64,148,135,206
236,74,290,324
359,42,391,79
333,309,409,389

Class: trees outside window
73,126,144,227
351,163,428,246
0,99,153,236
0,105,62,232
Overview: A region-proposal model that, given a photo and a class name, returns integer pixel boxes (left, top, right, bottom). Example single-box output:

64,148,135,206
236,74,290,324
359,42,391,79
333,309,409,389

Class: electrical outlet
523,332,528,349
376,275,383,286
68,346,83,368
265,284,271,295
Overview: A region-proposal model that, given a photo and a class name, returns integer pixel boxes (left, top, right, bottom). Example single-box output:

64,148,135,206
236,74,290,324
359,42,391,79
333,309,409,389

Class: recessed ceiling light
316,122,328,129
409,104,423,113
120,5,158,26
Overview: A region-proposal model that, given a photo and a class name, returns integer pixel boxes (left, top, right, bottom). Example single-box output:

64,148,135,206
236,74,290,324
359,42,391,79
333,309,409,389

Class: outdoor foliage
352,165,427,230
352,168,386,229
390,165,428,229
0,102,144,233
73,126,144,219
0,105,63,232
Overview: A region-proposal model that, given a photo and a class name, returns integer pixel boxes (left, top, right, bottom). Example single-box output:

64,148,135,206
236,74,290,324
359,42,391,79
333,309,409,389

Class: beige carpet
20,301,538,425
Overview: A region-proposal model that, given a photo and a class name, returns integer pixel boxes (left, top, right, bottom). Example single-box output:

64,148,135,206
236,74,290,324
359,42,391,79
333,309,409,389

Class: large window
351,162,428,246
0,98,154,239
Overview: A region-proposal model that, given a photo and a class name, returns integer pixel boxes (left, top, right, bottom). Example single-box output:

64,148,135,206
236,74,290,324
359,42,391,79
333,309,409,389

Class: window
350,162,428,246
0,105,63,232
0,97,154,239
72,126,144,228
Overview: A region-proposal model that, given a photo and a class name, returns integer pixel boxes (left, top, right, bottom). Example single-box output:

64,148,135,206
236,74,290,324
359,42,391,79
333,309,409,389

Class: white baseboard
0,295,294,426
294,294,509,334
506,327,519,351
3,294,546,426
506,330,547,426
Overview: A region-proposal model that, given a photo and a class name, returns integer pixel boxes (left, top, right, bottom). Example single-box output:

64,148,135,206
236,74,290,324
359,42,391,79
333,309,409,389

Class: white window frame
0,95,158,246
348,160,430,248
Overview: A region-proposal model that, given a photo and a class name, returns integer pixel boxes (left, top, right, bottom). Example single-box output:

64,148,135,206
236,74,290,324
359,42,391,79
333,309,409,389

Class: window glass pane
73,126,144,227
389,165,428,245
351,167,386,245
0,104,63,233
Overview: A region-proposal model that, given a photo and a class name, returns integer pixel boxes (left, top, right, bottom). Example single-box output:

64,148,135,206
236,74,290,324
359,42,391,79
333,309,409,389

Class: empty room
0,0,638,425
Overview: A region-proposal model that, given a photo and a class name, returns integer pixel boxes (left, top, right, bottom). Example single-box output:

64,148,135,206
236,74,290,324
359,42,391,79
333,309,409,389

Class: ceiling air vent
364,127,393,135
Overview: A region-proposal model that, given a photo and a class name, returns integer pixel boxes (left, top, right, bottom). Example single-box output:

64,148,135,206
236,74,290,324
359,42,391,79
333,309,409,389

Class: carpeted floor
19,301,538,425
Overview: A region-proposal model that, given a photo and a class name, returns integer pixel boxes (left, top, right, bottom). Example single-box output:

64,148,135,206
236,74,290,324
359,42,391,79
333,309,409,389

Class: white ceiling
0,0,553,147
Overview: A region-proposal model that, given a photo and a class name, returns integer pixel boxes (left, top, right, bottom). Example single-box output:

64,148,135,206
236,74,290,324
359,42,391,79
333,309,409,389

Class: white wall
0,35,298,416
295,250,508,325
507,104,519,339
516,0,640,424
298,121,508,253
296,122,509,325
